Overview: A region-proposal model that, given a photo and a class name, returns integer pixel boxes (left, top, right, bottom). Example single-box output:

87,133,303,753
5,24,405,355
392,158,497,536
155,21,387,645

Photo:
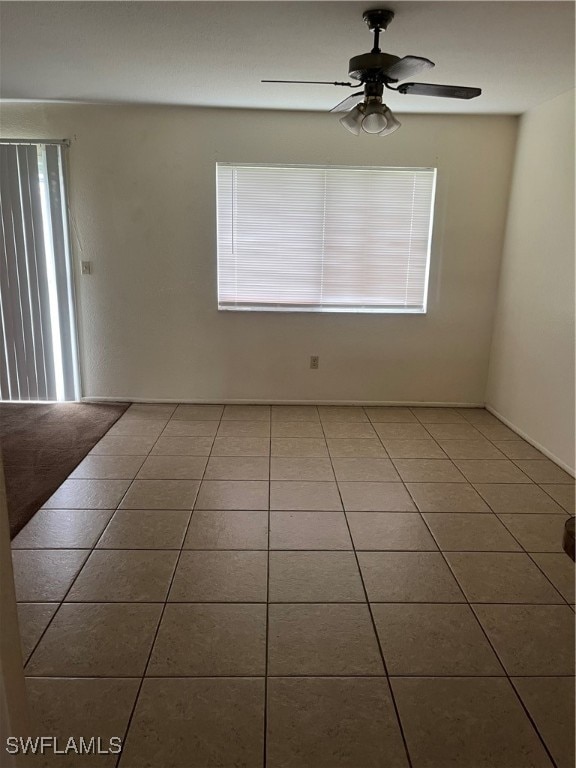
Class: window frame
215,162,437,315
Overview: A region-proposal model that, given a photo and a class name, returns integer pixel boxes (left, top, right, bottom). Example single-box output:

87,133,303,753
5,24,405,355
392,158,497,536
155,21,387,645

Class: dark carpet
0,402,130,538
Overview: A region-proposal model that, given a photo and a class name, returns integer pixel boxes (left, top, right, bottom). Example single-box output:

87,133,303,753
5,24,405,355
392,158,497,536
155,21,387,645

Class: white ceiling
0,1,574,114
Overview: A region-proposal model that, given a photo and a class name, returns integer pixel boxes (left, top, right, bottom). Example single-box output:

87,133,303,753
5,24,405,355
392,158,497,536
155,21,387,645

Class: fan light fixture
339,98,401,136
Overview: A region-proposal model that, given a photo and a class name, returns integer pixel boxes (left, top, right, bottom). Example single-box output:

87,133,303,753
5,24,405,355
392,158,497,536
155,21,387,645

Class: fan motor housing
348,52,400,81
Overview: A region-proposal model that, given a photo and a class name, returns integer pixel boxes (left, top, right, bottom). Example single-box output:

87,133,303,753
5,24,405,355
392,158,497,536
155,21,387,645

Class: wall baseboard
485,404,575,477
81,396,486,408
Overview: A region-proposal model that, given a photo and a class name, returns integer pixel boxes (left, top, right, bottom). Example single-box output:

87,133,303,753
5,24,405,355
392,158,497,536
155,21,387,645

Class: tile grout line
263,405,273,768
322,407,415,768
405,412,572,606
403,427,562,768
112,402,222,768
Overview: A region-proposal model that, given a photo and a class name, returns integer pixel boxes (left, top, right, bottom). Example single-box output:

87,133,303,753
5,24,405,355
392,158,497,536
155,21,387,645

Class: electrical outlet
310,356,319,369
81,261,92,275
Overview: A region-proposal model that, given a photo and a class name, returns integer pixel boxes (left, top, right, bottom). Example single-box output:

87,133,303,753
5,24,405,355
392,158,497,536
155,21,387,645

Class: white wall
1,103,517,404
486,90,575,473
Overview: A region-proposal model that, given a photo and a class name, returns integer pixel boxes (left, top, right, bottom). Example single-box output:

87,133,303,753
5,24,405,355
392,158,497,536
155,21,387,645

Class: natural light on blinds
216,164,437,313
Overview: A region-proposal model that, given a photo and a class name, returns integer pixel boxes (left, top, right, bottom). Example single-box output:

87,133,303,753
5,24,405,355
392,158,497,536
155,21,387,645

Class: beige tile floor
11,404,576,768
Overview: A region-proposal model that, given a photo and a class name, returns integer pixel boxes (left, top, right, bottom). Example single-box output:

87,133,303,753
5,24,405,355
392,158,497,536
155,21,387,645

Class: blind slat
216,164,436,313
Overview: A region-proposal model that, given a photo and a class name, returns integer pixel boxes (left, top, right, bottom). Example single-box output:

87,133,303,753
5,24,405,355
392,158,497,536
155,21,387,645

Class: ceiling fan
262,8,481,136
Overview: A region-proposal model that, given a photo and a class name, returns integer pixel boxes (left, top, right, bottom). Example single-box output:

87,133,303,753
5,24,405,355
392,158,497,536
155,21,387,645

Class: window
0,140,80,401
216,163,436,313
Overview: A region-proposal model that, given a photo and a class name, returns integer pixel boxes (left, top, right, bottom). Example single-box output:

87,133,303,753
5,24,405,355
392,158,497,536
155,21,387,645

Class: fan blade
330,92,365,113
398,82,481,99
384,56,434,81
261,80,357,87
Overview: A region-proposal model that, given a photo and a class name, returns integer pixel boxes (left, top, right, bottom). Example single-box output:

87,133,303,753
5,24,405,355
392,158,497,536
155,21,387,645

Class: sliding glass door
0,140,80,401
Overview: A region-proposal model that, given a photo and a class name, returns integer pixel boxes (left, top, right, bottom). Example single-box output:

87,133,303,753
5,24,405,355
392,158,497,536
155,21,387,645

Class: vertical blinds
0,142,79,401
217,164,436,313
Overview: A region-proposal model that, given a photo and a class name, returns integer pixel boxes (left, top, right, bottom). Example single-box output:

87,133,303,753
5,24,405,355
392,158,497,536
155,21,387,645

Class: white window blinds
216,164,436,313
0,141,80,401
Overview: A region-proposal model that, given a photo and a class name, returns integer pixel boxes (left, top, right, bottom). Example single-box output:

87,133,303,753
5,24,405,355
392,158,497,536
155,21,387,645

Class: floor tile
474,483,566,513
498,513,568,552
540,484,575,512
391,677,553,768
217,420,270,437
43,479,131,509
222,404,270,421
271,437,328,457
11,509,113,549
12,549,88,601
267,677,409,768
492,439,546,460
147,603,266,676
411,407,466,423
90,435,156,455
445,552,565,603
119,678,264,768
183,510,268,550
531,553,575,603
204,455,269,480
162,419,219,437
195,480,268,510
171,404,223,421
372,603,503,675
150,436,213,456
69,455,145,479
347,512,438,550
423,513,521,551
474,423,523,441
454,459,531,483
473,604,575,675
107,418,166,438
358,552,464,602
17,603,58,662
322,422,376,438
27,677,140,768
514,460,574,484
512,677,575,768
97,509,190,549
406,482,491,513
269,551,365,602
382,439,447,459
424,423,483,440
120,479,199,509
339,482,416,512
271,457,334,481
211,436,270,456
168,551,267,602
436,439,506,460
364,406,417,423
271,405,319,422
393,459,466,483
374,423,430,440
456,408,501,426
271,481,341,511
26,603,162,676
270,511,352,550
67,550,178,602
268,603,383,675
271,422,324,438
137,455,207,479
327,438,386,458
332,458,400,482
126,403,175,419
318,406,368,422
